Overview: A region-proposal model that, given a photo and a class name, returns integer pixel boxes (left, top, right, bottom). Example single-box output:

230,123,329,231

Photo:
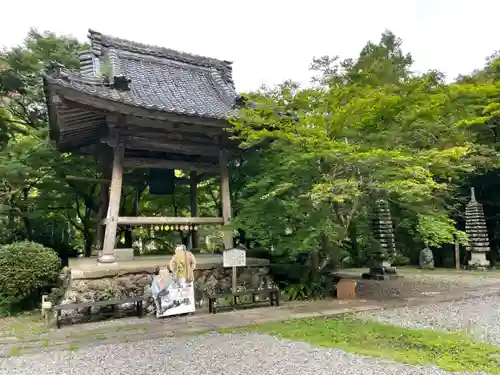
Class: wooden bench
53,296,145,328
208,288,280,314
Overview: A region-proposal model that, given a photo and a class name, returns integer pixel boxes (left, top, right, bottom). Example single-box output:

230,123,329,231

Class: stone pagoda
465,187,490,268
362,198,398,280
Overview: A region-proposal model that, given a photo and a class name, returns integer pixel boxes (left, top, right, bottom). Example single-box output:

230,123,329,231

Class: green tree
231,31,476,271
0,30,97,256
311,30,414,86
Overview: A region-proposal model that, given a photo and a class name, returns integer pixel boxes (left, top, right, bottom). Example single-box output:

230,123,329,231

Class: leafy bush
392,254,410,266
0,241,61,313
283,281,327,301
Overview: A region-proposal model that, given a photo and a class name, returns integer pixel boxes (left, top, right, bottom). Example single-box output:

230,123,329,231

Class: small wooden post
223,249,246,297
190,171,199,249
455,239,460,270
100,134,125,264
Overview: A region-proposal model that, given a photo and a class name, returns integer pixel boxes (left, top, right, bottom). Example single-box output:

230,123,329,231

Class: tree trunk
348,221,359,265
22,187,32,241
83,232,93,257
83,212,94,257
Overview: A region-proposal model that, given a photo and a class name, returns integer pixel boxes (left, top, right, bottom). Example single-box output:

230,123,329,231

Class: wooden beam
125,136,220,157
120,128,217,146
124,116,226,137
190,171,199,249
66,174,213,185
66,175,110,184
123,157,219,173
101,216,224,226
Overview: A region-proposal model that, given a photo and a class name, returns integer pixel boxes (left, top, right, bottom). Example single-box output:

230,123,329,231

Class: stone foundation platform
52,254,275,319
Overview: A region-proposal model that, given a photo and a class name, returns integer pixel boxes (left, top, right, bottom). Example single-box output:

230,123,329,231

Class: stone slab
115,248,134,262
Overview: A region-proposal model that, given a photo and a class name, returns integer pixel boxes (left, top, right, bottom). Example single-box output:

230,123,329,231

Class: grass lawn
223,316,500,373
0,311,47,339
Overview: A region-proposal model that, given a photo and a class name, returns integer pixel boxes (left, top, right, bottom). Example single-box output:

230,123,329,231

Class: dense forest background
1,28,500,282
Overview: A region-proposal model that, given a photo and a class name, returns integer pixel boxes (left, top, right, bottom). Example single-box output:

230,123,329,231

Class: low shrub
392,254,410,266
0,241,61,314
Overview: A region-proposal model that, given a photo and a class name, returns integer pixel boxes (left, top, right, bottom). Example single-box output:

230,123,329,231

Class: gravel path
2,276,498,375
0,332,457,375
356,294,500,346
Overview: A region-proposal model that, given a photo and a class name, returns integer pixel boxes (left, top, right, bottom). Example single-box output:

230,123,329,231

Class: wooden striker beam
219,149,233,249
101,216,224,226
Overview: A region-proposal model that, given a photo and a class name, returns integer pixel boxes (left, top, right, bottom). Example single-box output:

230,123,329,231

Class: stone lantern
465,187,490,269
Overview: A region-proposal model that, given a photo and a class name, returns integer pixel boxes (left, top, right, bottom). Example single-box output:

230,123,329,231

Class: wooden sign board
336,279,357,299
223,248,246,268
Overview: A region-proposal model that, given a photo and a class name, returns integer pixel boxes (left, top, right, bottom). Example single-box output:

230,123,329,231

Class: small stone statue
419,246,434,269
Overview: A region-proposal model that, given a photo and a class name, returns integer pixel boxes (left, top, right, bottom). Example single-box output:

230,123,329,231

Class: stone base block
115,248,134,262
468,252,490,267
362,265,402,280
51,261,277,323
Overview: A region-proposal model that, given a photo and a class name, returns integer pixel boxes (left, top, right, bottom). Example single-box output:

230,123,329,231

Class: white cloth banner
152,271,196,318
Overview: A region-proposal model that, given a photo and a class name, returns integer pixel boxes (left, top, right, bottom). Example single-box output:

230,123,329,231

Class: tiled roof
45,30,239,120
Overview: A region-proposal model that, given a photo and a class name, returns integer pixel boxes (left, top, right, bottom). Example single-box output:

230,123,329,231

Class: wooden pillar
99,136,125,264
219,150,233,249
94,145,112,254
190,171,199,249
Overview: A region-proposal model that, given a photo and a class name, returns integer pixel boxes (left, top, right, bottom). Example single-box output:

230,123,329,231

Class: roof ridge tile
88,29,232,72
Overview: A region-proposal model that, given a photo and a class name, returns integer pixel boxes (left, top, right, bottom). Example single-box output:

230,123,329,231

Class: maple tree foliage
229,31,496,268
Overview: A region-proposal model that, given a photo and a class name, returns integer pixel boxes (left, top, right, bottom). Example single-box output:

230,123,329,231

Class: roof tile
45,29,239,120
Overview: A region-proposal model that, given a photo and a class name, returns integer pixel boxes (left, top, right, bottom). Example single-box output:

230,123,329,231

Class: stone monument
465,187,490,269
419,245,435,269
362,198,399,280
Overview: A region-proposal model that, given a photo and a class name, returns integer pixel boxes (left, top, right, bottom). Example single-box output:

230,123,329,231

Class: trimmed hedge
0,241,61,314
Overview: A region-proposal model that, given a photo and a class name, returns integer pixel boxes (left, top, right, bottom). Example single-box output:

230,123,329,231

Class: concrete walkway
2,281,500,357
